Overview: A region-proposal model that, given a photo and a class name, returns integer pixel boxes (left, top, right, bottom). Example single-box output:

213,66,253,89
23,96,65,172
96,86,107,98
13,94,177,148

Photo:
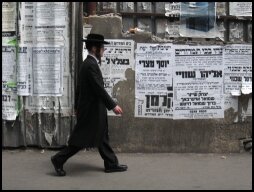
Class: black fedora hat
83,33,110,44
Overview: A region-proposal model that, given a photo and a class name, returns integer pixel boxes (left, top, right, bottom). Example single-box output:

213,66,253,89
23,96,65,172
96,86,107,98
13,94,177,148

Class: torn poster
135,43,174,118
229,2,252,17
224,94,238,112
179,2,220,38
216,21,225,41
25,76,71,114
173,45,224,119
31,47,63,96
223,44,252,95
25,96,57,113
165,21,180,38
229,21,244,42
2,91,18,121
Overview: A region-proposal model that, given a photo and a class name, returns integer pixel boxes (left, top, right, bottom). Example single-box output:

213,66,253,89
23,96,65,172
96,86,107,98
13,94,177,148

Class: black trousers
52,132,118,168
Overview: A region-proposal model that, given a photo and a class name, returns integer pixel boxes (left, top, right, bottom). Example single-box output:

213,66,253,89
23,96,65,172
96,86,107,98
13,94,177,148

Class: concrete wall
86,15,252,153
2,7,251,153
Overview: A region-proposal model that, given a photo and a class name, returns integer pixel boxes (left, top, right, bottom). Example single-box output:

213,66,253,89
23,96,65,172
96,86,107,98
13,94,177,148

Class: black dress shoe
104,164,128,173
51,156,66,176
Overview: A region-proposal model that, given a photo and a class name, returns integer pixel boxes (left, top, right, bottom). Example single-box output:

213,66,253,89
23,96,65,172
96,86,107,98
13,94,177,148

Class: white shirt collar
88,54,99,63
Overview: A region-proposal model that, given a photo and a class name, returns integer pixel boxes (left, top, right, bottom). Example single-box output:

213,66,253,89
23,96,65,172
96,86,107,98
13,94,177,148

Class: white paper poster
31,47,63,96
229,2,252,16
223,44,252,95
33,2,68,45
2,46,18,120
2,2,16,45
19,2,34,45
135,43,174,118
101,39,135,101
2,91,18,121
17,46,32,95
2,2,16,32
173,45,224,119
2,46,17,92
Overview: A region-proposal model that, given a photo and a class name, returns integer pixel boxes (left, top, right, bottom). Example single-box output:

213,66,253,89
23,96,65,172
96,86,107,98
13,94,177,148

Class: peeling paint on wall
216,21,225,41
224,94,238,112
216,2,226,16
241,96,252,120
165,21,180,38
245,97,252,116
229,21,244,42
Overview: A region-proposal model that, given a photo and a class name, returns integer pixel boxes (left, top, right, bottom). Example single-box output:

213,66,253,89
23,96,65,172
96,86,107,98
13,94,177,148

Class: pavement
2,148,252,190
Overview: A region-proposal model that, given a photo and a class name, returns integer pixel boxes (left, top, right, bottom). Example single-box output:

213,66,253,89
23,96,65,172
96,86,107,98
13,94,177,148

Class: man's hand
113,105,123,115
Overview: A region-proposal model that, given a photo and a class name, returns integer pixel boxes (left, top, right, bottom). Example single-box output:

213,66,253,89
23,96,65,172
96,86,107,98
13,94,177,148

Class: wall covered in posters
2,2,252,152
223,44,252,96
84,40,252,120
134,43,251,119
2,2,71,120
2,3,252,121
82,39,252,120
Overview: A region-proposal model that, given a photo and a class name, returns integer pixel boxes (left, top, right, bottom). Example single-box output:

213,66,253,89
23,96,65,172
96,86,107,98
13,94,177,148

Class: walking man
51,34,127,176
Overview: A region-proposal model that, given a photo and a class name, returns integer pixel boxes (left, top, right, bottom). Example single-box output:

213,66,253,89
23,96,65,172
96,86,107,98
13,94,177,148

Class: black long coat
68,55,116,148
